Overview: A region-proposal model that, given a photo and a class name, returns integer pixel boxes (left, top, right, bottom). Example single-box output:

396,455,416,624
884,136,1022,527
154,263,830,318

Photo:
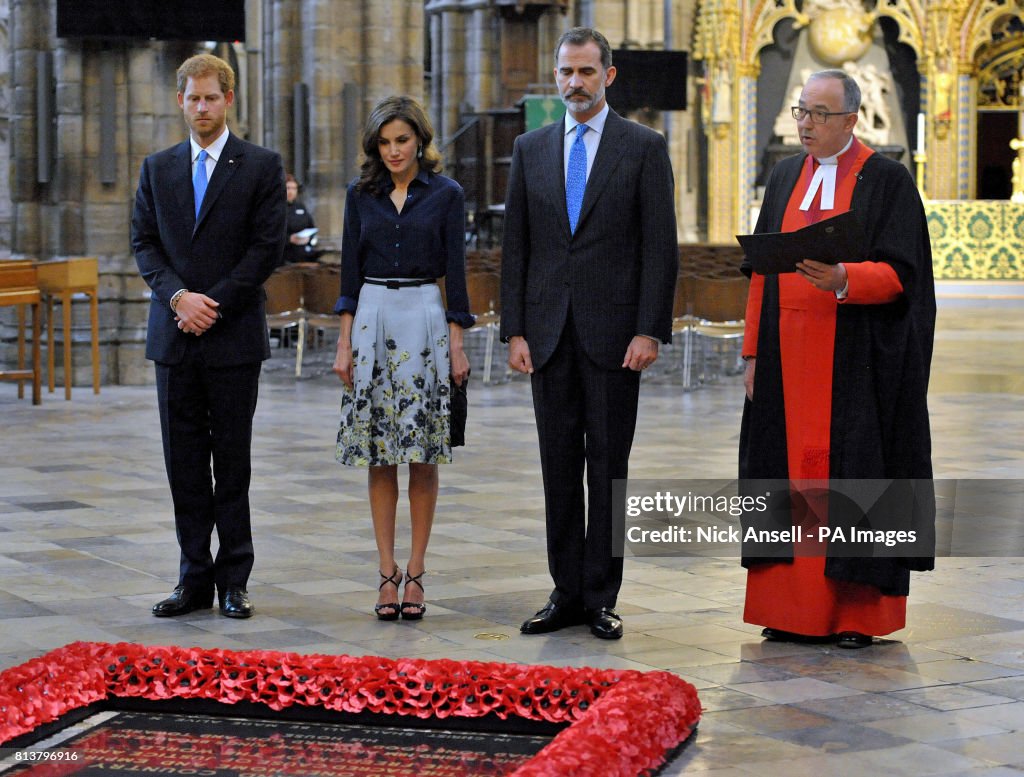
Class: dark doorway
976,112,1017,199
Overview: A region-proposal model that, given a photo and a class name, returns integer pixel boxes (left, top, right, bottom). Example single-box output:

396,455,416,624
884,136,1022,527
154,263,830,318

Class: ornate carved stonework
845,60,895,146
975,20,1024,109
770,62,897,148
805,0,876,65
697,0,1024,256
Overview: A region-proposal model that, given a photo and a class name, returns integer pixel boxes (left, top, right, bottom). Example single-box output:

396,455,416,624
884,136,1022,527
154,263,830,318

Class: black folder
737,211,868,274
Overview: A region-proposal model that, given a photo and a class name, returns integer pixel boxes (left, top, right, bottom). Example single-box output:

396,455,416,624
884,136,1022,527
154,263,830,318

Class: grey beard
562,94,597,114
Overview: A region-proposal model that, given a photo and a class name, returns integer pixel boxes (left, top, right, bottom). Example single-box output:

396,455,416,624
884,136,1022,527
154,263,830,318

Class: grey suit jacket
500,109,678,371
132,133,286,366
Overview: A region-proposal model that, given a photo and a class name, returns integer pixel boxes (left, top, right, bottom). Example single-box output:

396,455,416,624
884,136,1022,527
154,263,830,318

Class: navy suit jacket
500,109,678,371
132,133,286,366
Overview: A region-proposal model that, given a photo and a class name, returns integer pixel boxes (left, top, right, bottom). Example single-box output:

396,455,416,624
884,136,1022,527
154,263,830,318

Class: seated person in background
284,173,319,264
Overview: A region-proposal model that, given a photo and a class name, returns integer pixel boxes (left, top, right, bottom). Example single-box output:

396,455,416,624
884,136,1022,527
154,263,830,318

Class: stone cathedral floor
0,297,1022,776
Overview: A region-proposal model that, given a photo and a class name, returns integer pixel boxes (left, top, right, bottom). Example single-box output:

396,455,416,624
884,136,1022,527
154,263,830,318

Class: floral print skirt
336,281,451,466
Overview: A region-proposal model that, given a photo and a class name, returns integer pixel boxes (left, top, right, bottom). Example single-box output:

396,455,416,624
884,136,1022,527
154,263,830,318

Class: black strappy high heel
400,570,426,621
375,566,401,621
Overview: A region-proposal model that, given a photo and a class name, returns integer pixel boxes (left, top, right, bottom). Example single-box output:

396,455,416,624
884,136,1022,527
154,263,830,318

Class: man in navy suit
501,28,678,639
132,54,286,619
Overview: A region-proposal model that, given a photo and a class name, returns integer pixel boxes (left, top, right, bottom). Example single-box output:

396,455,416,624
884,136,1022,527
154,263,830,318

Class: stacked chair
264,265,307,377
264,263,345,378
302,265,343,352
463,249,505,384
671,244,749,390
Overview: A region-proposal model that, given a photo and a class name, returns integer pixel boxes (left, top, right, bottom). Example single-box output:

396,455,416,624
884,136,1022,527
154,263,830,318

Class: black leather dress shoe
520,600,584,634
152,586,214,617
586,607,623,640
761,627,835,644
835,631,872,649
219,587,254,619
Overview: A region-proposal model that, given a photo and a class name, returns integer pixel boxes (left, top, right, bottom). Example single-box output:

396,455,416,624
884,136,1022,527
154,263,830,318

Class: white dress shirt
563,103,609,184
190,127,230,182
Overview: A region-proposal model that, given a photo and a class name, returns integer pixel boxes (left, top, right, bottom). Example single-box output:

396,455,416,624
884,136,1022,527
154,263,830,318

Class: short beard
561,89,600,115
189,116,223,142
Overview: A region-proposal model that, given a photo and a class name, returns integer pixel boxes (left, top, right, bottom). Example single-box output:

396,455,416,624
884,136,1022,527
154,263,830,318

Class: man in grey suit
132,54,286,620
501,27,678,639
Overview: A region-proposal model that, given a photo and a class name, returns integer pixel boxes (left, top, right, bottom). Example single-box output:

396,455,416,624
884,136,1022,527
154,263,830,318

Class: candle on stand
913,112,927,196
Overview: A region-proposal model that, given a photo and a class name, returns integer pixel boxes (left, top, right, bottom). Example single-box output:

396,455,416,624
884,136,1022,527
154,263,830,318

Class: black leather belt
364,278,436,290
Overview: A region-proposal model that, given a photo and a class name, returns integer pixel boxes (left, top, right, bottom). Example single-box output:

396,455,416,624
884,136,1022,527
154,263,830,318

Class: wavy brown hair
357,96,441,195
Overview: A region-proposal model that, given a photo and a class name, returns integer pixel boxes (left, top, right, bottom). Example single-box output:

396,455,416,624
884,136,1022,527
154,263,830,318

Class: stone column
364,0,424,110
439,7,468,142
100,43,194,386
9,0,46,256
590,0,688,242
735,68,758,235
921,1,960,200
265,0,300,170
671,0,698,242
0,0,41,367
623,0,645,47
588,0,625,44
693,0,742,242
245,0,264,144
957,68,975,200
429,10,443,128
117,45,165,386
465,7,497,112
540,11,561,78
922,61,961,201
301,0,355,243
0,0,11,254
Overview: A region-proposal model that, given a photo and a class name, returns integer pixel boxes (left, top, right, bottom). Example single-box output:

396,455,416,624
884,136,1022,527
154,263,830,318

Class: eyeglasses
791,107,854,124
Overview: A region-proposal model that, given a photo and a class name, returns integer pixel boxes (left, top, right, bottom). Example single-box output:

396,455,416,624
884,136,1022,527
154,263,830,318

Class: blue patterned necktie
193,149,209,219
566,123,589,234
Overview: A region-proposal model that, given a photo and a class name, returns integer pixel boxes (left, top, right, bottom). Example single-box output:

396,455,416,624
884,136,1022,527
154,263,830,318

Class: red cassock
741,138,908,637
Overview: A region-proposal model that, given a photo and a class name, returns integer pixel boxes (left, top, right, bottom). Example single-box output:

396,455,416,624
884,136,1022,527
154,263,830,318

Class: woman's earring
417,147,423,158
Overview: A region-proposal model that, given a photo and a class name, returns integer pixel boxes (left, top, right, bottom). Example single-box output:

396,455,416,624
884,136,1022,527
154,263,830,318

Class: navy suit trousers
530,308,640,610
155,339,261,591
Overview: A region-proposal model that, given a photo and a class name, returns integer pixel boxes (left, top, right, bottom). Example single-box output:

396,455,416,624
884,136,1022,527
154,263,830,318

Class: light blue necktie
566,123,589,234
193,149,209,219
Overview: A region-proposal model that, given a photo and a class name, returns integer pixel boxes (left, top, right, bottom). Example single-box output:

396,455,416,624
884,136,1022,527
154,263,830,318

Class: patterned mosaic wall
927,200,1024,279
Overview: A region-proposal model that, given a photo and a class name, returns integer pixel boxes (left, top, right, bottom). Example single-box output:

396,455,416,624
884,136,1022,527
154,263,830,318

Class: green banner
523,95,563,132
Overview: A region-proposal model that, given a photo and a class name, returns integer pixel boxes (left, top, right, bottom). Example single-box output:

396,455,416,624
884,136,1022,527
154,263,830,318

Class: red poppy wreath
0,642,701,776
